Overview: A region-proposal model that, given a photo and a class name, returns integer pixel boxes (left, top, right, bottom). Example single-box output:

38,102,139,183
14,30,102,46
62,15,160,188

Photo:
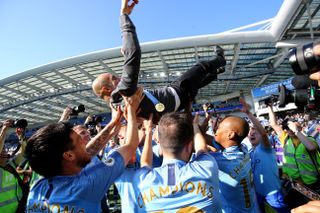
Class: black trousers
170,55,226,110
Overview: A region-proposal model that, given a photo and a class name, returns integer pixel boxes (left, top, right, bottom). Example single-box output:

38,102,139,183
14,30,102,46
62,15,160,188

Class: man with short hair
211,116,259,213
240,99,288,212
25,87,144,212
132,112,222,212
92,0,226,124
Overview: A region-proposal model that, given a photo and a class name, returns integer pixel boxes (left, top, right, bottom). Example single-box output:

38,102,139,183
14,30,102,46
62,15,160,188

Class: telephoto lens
288,42,320,75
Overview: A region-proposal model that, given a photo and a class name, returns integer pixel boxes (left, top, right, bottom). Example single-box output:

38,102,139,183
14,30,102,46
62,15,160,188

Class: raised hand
122,87,144,114
121,0,139,15
143,114,153,133
239,98,251,114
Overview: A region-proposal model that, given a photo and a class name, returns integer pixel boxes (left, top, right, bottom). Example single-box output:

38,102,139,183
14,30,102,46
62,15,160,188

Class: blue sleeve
80,151,125,200
189,152,217,177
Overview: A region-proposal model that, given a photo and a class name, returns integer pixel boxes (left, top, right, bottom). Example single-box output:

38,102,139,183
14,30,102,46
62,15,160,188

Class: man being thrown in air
92,0,226,123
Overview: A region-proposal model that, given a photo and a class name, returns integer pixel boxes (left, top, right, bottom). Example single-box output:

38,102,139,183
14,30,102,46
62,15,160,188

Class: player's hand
143,114,153,133
291,201,320,213
122,87,144,118
2,119,13,130
309,71,320,86
59,106,73,122
121,0,139,15
109,103,123,124
239,98,251,114
287,121,301,133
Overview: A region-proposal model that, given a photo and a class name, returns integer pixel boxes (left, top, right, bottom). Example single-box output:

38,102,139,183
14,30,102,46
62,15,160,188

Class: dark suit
111,15,225,123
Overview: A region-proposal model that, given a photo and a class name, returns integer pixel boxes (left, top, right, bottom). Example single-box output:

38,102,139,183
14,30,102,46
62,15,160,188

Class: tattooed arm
86,107,122,157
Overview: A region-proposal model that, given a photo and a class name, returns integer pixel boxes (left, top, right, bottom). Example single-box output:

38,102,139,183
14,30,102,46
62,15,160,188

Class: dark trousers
170,56,226,110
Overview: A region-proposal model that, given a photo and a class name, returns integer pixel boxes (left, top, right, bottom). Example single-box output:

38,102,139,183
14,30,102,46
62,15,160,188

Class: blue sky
0,0,283,80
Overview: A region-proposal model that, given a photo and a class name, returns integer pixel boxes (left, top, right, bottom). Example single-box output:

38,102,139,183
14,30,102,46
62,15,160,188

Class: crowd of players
1,0,320,212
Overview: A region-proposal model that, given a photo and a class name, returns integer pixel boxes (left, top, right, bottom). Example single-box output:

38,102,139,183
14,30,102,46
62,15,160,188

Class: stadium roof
0,0,320,126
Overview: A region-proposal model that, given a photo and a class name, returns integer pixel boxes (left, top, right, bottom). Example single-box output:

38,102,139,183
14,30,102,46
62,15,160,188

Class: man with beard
25,87,144,213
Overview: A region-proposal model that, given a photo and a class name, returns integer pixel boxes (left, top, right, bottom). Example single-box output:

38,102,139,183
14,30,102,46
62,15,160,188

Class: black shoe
214,45,225,59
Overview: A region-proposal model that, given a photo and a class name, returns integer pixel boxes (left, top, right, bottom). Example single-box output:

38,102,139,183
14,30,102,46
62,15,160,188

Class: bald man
210,116,260,213
92,0,226,123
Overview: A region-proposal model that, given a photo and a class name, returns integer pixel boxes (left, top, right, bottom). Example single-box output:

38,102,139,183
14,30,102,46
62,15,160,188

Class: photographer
268,105,320,193
0,119,29,213
0,120,12,155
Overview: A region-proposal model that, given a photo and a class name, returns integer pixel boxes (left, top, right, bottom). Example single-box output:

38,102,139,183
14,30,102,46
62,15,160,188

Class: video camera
275,41,320,111
0,119,28,129
85,115,103,136
281,117,298,131
258,95,279,107
288,41,320,75
85,115,103,127
277,84,320,111
11,119,28,129
204,103,214,111
69,104,85,116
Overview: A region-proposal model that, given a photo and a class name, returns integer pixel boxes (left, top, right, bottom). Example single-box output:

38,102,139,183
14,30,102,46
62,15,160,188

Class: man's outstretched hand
121,0,139,15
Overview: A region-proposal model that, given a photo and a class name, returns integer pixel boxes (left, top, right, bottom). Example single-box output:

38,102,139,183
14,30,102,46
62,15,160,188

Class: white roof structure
0,0,319,126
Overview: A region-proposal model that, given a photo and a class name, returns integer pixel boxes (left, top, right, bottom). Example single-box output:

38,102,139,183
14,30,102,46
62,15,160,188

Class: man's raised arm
114,0,141,97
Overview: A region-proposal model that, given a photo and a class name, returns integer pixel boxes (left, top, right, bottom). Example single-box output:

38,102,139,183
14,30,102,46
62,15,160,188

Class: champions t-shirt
132,152,222,213
210,145,258,213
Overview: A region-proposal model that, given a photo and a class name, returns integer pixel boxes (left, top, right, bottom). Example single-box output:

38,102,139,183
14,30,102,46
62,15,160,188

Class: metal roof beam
74,65,95,81
98,60,117,76
243,53,282,68
224,82,231,94
0,85,91,113
157,50,169,76
36,75,59,88
13,80,64,114
1,85,29,97
55,70,79,86
254,48,290,88
231,43,241,73
194,47,200,63
0,93,15,102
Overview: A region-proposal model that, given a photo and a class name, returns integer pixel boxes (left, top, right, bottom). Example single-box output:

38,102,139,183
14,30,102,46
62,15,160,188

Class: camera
281,118,297,131
85,115,103,127
204,103,214,111
69,104,85,116
278,84,320,111
258,95,278,107
11,119,28,129
288,42,320,75
85,115,103,136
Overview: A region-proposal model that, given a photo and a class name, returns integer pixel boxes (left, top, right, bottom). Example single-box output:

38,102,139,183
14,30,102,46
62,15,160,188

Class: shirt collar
162,158,186,166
